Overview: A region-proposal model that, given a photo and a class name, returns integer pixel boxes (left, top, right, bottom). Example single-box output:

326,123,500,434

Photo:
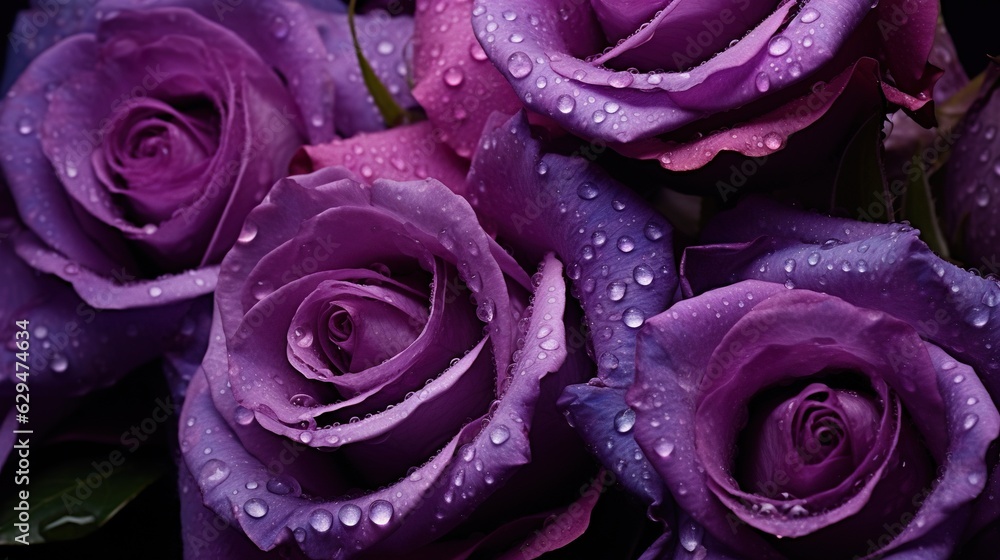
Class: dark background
0,0,996,559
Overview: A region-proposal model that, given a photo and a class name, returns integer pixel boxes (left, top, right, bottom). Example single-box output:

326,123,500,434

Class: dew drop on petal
338,504,362,527
490,424,511,445
623,307,645,328
368,500,393,526
614,408,636,433
556,95,576,114
768,36,791,56
244,498,269,518
653,438,674,458
507,51,533,79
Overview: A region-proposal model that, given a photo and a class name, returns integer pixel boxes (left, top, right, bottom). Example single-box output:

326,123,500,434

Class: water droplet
368,500,393,526
644,222,664,241
607,281,627,301
679,519,703,552
608,71,633,88
65,160,78,178
244,498,269,518
490,424,510,445
376,41,394,55
788,63,802,78
764,133,782,150
803,36,813,48
634,265,654,286
755,72,770,92
234,406,255,426
617,236,635,253
148,286,163,298
245,481,258,490
270,16,289,39
507,51,532,79
577,182,599,200
592,110,607,123
556,95,576,114
614,408,636,433
540,338,559,350
653,438,674,458
16,117,32,135
238,221,258,243
783,259,796,273
768,36,791,56
975,186,990,207
476,298,496,322
592,230,608,247
623,307,645,328
338,504,362,527
50,355,68,372
963,413,979,430
443,66,465,87
604,102,620,114
266,476,299,496
612,199,626,211
599,352,619,371
201,459,230,487
800,7,820,22
968,307,989,328
469,42,488,61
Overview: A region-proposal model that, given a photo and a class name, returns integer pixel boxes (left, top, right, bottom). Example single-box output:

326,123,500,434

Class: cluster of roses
1,0,998,559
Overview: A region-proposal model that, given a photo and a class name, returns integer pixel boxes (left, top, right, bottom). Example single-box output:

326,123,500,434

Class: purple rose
467,0,941,173
0,0,427,309
628,198,1000,558
177,168,607,558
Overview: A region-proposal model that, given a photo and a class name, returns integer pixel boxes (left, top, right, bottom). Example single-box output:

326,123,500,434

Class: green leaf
904,155,952,260
832,112,891,221
0,445,166,544
348,0,408,128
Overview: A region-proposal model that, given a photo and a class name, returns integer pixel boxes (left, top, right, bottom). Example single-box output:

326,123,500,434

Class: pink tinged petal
291,121,470,196
617,57,885,171
474,0,876,144
873,0,939,95
412,0,523,158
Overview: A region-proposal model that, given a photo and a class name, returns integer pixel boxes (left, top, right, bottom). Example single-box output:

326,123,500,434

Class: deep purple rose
177,168,608,558
628,198,1000,558
0,3,336,309
466,0,940,173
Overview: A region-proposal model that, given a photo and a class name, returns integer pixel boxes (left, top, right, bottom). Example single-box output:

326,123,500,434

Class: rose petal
468,111,676,508
411,0,526,158
684,196,1000,403
305,6,418,136
291,121,470,196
